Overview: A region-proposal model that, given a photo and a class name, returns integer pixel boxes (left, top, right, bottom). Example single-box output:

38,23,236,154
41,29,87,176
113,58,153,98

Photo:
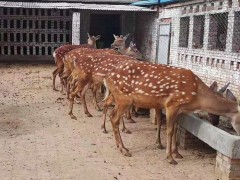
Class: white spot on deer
191,92,197,95
175,89,179,92
131,80,135,84
146,79,150,82
193,83,196,86
144,93,149,96
166,86,169,89
117,74,120,78
144,74,149,77
182,81,186,84
181,92,186,95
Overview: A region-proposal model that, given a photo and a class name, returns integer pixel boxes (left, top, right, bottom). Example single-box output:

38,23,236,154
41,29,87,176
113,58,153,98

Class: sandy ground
0,63,217,180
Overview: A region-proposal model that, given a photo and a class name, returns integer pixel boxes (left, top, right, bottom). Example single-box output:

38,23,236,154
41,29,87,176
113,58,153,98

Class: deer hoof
128,119,136,123
175,152,183,159
86,113,93,117
102,130,108,134
121,149,132,157
169,159,178,165
122,129,132,134
156,144,165,149
70,115,77,120
53,88,59,91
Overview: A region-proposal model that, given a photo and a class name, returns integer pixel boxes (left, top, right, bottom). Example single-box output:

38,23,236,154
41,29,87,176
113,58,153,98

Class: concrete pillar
72,12,81,45
203,14,210,51
225,11,234,53
215,152,240,180
150,109,157,125
188,15,194,49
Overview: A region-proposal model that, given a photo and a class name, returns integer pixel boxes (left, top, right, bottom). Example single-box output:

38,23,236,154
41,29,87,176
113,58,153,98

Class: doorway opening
90,14,121,48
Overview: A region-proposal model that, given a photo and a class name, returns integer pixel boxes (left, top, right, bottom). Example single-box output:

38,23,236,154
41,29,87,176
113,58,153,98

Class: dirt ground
0,63,217,180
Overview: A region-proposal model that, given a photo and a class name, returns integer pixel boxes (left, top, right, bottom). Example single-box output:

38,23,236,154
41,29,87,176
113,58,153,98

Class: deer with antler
103,60,240,165
52,33,100,91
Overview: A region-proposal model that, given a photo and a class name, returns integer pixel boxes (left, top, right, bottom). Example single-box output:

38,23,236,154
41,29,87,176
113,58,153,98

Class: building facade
155,0,240,96
0,1,156,61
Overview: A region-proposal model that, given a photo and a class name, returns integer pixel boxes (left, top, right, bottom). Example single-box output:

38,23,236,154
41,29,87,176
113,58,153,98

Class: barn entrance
90,14,121,48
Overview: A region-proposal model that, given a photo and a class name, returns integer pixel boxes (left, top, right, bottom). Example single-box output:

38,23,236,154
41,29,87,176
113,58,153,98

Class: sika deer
103,60,240,165
66,53,138,120
52,33,100,91
208,81,231,126
62,48,120,111
111,34,143,60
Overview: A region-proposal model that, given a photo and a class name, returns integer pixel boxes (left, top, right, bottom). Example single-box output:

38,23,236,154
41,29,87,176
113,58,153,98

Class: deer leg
121,117,131,134
165,107,179,165
68,81,82,120
126,107,136,123
110,104,131,157
155,109,164,149
172,121,183,159
101,95,114,133
91,83,102,111
52,67,60,91
81,83,93,117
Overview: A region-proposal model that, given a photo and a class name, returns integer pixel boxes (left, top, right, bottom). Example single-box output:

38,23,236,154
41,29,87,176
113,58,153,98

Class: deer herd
52,33,240,165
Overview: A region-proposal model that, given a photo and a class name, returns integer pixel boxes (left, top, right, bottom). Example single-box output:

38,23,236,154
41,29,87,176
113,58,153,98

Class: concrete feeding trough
178,114,240,180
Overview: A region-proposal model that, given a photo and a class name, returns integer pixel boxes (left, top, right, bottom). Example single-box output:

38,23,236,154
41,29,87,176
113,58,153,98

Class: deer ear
210,81,218,92
87,33,90,38
218,82,230,94
124,33,130,40
226,89,237,102
129,41,134,47
113,34,118,39
95,35,101,40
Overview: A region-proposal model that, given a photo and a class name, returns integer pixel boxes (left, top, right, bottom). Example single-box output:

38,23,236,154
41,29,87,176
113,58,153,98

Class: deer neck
198,87,238,118
117,45,127,55
88,40,97,48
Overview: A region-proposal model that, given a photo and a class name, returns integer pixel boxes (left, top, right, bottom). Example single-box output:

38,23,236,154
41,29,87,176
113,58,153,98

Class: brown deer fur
104,60,240,165
52,33,100,91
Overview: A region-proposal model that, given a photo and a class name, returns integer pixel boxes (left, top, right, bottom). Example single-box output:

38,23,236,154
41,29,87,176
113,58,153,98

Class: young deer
103,60,240,165
52,33,100,91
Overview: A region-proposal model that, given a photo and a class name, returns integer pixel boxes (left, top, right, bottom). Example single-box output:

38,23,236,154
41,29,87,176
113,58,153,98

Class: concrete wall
158,0,240,96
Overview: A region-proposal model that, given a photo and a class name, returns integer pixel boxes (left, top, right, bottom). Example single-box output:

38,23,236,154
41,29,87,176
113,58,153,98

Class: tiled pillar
72,12,81,45
215,152,240,180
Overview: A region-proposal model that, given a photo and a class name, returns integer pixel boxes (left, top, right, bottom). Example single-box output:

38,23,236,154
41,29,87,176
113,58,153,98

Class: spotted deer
111,34,143,60
52,33,100,91
103,60,240,165
208,81,237,126
62,48,121,111
65,53,138,119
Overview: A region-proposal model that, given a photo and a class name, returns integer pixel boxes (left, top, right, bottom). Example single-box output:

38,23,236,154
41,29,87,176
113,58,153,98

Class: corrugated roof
132,0,179,6
0,1,156,12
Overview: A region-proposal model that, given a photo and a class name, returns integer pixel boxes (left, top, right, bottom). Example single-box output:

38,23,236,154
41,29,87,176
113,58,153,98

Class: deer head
124,41,143,60
111,33,130,49
208,81,231,126
87,33,101,48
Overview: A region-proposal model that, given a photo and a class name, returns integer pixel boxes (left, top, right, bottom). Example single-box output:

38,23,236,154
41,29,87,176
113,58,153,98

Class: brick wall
159,0,240,97
135,12,158,61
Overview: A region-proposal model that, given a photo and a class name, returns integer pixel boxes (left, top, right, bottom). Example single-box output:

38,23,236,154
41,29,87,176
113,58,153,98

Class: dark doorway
90,14,121,48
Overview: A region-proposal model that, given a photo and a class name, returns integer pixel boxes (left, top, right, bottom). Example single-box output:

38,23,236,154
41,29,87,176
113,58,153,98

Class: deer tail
102,78,110,102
